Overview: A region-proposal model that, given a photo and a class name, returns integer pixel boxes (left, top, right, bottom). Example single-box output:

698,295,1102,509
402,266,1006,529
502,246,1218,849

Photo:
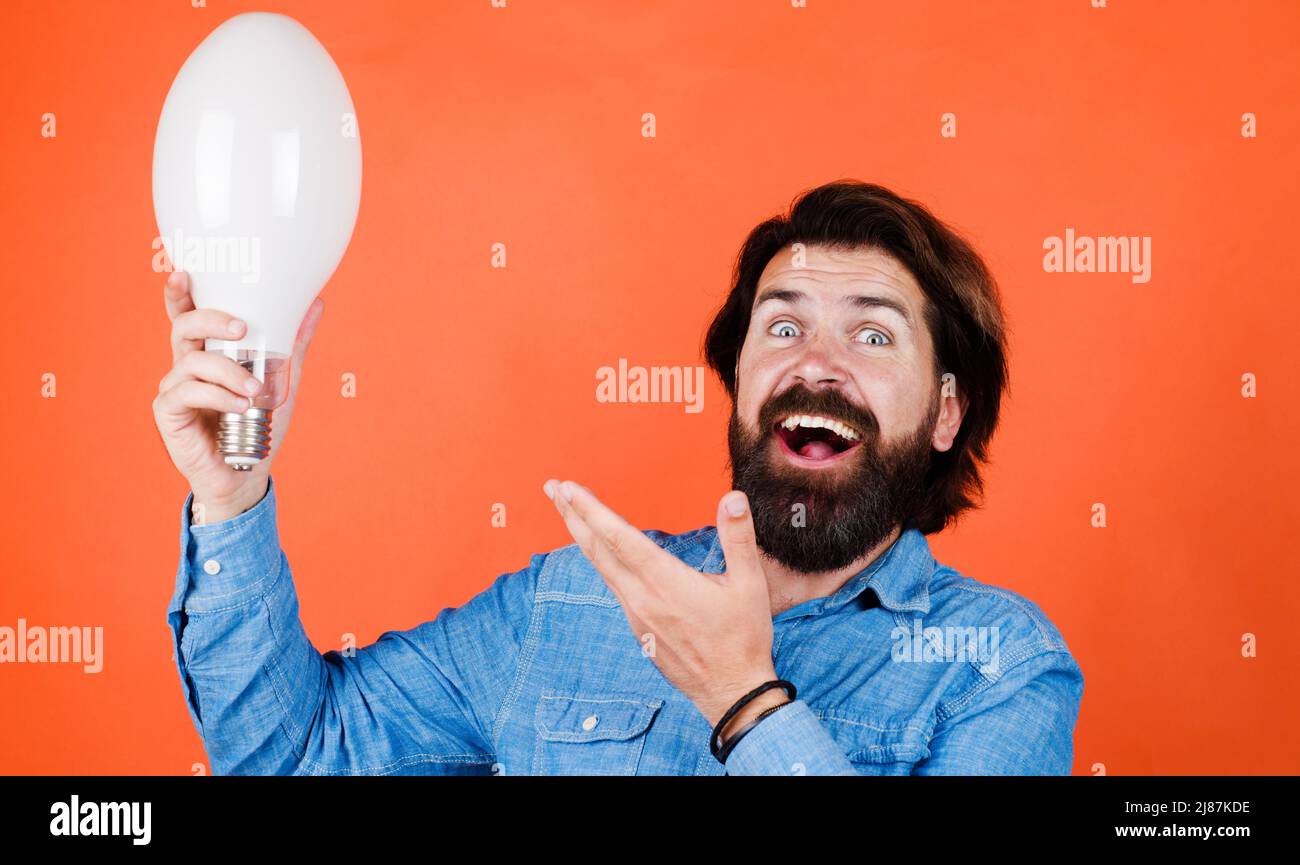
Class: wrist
192,477,268,526
701,665,780,727
709,677,798,765
720,688,790,741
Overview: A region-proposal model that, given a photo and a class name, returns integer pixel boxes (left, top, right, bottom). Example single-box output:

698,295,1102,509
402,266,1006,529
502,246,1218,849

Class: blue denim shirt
167,476,1084,775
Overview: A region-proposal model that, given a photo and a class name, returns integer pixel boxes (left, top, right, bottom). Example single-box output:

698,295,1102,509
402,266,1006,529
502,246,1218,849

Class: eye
855,328,891,346
768,320,801,338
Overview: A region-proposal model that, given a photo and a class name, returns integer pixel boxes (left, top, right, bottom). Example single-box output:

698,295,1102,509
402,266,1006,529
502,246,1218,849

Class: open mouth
772,414,864,466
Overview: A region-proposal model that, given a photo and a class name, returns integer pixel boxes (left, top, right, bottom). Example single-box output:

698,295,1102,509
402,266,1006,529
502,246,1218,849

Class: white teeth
778,414,861,441
831,420,861,441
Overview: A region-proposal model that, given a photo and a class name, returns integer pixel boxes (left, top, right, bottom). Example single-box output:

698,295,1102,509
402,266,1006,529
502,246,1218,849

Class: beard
727,384,938,574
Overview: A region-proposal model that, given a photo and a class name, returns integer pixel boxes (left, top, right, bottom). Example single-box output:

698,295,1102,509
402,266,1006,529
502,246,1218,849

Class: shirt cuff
167,476,281,617
723,699,858,776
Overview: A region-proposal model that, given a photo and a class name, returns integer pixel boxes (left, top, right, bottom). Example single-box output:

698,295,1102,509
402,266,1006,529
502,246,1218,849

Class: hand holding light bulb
153,270,325,524
150,12,361,510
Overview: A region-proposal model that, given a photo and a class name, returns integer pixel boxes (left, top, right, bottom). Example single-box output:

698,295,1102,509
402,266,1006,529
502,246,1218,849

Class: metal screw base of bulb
218,407,272,471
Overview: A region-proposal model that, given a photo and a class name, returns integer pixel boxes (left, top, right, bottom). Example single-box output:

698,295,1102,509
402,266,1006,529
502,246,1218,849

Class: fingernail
228,319,245,335
167,271,179,287
543,480,557,500
724,492,748,518
244,378,262,394
560,481,577,502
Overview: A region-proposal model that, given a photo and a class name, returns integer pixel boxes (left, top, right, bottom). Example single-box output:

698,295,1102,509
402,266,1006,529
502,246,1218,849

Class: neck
760,524,903,617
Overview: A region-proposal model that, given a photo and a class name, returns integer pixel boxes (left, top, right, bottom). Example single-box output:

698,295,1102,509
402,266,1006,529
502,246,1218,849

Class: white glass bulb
152,12,361,469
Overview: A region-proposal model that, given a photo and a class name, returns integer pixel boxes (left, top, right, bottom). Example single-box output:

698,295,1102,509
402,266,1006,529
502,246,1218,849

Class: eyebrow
754,287,915,329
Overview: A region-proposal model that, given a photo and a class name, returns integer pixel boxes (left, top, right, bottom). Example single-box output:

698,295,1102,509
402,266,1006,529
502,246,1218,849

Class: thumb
288,297,325,382
294,296,325,358
717,491,764,588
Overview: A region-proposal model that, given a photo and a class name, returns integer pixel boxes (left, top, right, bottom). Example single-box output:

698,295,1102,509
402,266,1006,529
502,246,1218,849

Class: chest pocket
815,713,933,776
532,693,663,776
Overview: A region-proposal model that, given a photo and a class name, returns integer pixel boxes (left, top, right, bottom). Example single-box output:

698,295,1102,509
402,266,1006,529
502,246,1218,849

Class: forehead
754,244,926,315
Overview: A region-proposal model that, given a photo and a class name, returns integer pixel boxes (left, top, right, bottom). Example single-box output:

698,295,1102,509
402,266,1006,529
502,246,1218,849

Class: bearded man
156,180,1084,775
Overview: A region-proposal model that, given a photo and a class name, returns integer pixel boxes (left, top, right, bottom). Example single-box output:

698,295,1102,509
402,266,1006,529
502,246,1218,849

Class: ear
930,373,966,453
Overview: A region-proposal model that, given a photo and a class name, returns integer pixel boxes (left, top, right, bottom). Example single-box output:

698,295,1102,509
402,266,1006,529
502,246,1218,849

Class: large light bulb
152,12,361,469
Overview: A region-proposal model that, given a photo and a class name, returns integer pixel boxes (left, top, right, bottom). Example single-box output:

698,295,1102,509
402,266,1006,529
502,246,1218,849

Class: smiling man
159,180,1083,775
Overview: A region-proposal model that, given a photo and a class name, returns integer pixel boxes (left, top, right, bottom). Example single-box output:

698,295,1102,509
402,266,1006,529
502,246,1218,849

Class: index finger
559,481,673,583
162,271,195,321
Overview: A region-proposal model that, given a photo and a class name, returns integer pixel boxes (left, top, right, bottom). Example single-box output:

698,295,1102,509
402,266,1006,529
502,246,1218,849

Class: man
154,180,1083,775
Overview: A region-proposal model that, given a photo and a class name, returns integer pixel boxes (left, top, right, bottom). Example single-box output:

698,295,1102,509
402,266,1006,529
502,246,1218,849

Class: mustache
756,385,878,441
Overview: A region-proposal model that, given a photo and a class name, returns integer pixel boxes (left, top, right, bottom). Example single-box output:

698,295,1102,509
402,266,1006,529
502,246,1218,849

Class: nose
789,333,848,391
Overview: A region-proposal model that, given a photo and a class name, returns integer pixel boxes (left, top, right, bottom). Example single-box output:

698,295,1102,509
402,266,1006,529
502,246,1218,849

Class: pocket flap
535,693,662,743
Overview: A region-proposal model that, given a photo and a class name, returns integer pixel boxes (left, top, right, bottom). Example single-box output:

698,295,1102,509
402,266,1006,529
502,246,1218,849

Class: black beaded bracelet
709,679,797,762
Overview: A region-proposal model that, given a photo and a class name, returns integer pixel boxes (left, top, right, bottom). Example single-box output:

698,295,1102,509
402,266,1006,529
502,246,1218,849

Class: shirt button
581,714,599,731
203,559,221,575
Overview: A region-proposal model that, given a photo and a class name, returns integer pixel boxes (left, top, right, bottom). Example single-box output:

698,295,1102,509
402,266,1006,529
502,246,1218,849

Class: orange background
1,0,1297,775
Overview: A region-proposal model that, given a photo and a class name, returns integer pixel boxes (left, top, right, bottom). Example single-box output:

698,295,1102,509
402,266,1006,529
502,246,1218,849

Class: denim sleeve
912,648,1085,775
166,475,539,775
722,700,859,776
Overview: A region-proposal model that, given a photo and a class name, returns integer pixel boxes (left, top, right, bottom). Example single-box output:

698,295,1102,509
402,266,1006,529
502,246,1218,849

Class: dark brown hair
703,180,1009,535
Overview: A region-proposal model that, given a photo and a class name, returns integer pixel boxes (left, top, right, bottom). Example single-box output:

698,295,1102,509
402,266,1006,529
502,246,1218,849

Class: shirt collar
697,524,934,616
